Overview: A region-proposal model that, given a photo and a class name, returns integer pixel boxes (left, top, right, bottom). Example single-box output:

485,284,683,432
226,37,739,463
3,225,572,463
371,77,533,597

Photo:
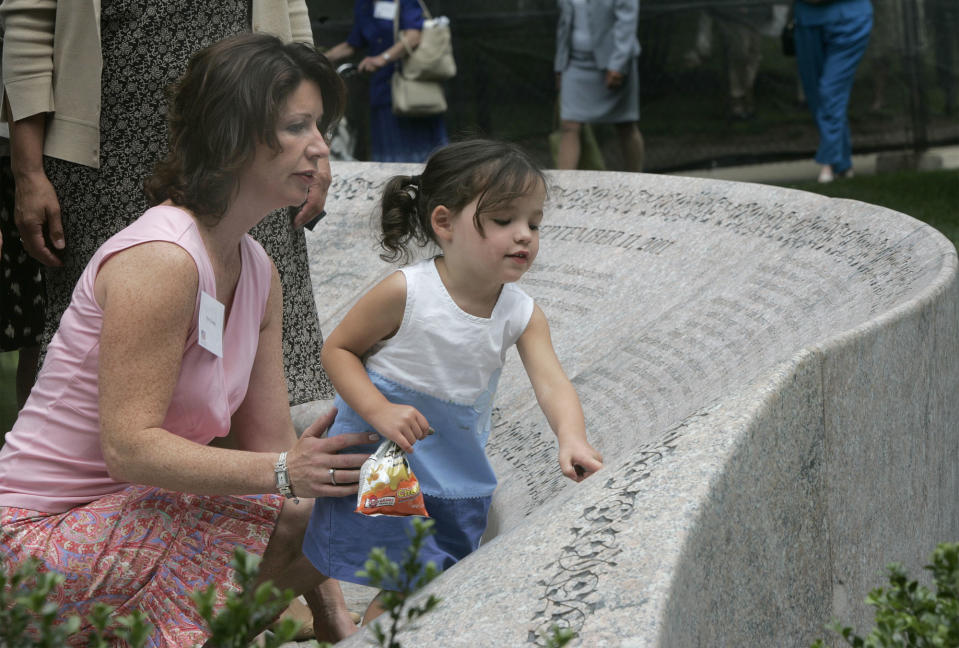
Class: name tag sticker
373,1,397,21
198,290,225,358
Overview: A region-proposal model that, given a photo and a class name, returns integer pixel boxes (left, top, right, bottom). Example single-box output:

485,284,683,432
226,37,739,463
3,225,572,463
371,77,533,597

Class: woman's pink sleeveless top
0,206,272,513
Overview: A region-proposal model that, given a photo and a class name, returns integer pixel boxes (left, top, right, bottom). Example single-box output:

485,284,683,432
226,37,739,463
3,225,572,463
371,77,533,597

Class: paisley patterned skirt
0,486,283,647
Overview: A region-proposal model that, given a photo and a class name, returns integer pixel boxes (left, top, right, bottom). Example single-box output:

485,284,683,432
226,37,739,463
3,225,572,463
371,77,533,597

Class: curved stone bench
303,163,959,646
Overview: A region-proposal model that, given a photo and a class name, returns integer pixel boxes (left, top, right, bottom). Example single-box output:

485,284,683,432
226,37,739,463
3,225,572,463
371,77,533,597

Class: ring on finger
329,467,338,486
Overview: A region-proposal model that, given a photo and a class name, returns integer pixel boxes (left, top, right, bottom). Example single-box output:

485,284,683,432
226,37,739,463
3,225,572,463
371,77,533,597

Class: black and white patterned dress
41,0,332,404
0,156,45,352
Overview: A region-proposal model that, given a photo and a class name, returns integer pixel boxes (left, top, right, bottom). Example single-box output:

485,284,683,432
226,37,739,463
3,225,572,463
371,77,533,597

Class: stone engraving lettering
527,422,689,644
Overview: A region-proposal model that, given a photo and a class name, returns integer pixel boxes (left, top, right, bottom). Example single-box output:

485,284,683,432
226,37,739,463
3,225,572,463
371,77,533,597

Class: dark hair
145,33,346,225
379,139,547,264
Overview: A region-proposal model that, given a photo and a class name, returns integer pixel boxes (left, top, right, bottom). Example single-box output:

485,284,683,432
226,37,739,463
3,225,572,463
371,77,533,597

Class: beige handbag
390,0,451,116
394,0,456,81
391,72,447,116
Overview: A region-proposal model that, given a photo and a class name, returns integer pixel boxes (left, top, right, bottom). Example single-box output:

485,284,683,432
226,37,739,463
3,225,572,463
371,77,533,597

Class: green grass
788,168,959,249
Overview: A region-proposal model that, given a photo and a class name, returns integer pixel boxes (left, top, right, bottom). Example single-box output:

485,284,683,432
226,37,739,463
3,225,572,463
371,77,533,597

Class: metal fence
307,0,959,173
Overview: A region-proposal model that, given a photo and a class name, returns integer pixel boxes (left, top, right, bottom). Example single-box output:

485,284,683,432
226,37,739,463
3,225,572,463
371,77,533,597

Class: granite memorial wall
302,163,959,646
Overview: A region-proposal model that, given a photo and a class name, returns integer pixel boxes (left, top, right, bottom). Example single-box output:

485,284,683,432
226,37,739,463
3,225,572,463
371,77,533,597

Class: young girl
303,139,603,620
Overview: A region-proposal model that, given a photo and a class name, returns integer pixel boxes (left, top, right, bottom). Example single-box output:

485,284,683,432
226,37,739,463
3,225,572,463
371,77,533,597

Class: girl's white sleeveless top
365,257,534,405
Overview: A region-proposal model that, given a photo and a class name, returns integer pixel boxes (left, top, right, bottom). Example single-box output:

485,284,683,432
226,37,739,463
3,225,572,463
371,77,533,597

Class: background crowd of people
0,0,955,644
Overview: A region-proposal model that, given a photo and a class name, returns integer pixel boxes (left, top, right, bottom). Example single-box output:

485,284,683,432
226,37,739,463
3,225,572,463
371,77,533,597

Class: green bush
357,517,442,648
1,519,571,647
193,548,304,648
0,557,151,647
0,549,300,648
813,542,959,647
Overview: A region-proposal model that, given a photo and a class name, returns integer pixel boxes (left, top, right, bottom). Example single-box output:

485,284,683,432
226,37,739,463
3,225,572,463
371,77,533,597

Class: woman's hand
357,54,389,73
605,69,625,89
287,410,378,497
9,111,64,266
368,403,431,454
13,167,64,267
292,157,331,229
356,30,419,74
558,437,604,483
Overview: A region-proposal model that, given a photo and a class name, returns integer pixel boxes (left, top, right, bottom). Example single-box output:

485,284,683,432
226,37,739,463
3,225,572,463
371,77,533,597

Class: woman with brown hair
0,34,365,646
0,0,333,408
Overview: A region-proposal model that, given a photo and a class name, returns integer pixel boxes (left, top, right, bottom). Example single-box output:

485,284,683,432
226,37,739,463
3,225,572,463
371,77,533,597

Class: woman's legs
795,16,872,176
557,120,583,169
2,488,305,646
615,122,645,172
796,22,835,182
814,15,872,174
795,24,827,142
361,590,393,626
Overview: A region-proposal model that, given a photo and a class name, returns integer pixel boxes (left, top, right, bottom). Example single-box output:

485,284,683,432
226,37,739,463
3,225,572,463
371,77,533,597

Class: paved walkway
667,144,959,185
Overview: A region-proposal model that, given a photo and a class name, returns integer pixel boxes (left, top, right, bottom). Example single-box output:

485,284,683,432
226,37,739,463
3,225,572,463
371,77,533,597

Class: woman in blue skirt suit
326,0,448,162
793,0,873,183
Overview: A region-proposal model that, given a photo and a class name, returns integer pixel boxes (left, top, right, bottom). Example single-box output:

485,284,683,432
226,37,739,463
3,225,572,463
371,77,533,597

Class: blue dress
303,259,534,588
346,0,448,162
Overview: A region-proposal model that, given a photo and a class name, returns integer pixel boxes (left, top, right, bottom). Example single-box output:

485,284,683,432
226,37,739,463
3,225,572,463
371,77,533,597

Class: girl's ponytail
380,174,430,263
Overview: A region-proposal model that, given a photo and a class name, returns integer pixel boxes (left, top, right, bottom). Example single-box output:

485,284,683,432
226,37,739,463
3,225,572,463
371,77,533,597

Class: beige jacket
0,0,313,168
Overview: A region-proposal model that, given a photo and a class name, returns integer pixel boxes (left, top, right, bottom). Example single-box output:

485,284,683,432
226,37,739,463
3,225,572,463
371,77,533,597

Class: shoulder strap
394,1,400,43
394,0,434,44
416,0,433,21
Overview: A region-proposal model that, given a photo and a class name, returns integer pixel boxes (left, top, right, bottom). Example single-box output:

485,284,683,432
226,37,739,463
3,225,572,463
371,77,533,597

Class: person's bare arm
357,30,420,73
97,241,257,492
291,156,331,229
5,96,63,265
517,305,603,481
324,41,357,63
227,264,372,495
96,242,370,497
2,0,64,265
321,271,430,453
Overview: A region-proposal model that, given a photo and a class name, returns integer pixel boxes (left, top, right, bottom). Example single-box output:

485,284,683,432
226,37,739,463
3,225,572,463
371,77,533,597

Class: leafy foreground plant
1,549,305,648
0,556,151,647
193,547,306,648
812,542,959,647
540,624,577,647
357,517,442,648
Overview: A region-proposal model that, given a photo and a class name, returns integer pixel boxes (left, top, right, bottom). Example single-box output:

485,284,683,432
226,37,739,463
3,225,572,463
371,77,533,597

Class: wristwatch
274,452,298,503
382,51,391,61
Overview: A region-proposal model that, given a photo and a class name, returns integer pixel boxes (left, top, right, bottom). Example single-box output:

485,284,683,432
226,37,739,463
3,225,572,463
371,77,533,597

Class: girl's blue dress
303,259,534,587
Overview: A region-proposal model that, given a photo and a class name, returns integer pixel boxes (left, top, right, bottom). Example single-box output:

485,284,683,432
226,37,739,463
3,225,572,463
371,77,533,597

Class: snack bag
356,439,429,517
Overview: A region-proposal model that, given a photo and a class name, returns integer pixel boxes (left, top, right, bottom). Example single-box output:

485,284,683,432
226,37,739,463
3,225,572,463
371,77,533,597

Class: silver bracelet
274,451,298,504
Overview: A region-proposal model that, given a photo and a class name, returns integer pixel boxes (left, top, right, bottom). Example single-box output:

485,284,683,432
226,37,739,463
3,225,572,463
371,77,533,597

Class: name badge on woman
198,291,225,358
373,1,397,20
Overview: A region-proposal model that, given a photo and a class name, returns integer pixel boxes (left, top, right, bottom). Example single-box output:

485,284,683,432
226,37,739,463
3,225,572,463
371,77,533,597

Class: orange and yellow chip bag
356,440,429,517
